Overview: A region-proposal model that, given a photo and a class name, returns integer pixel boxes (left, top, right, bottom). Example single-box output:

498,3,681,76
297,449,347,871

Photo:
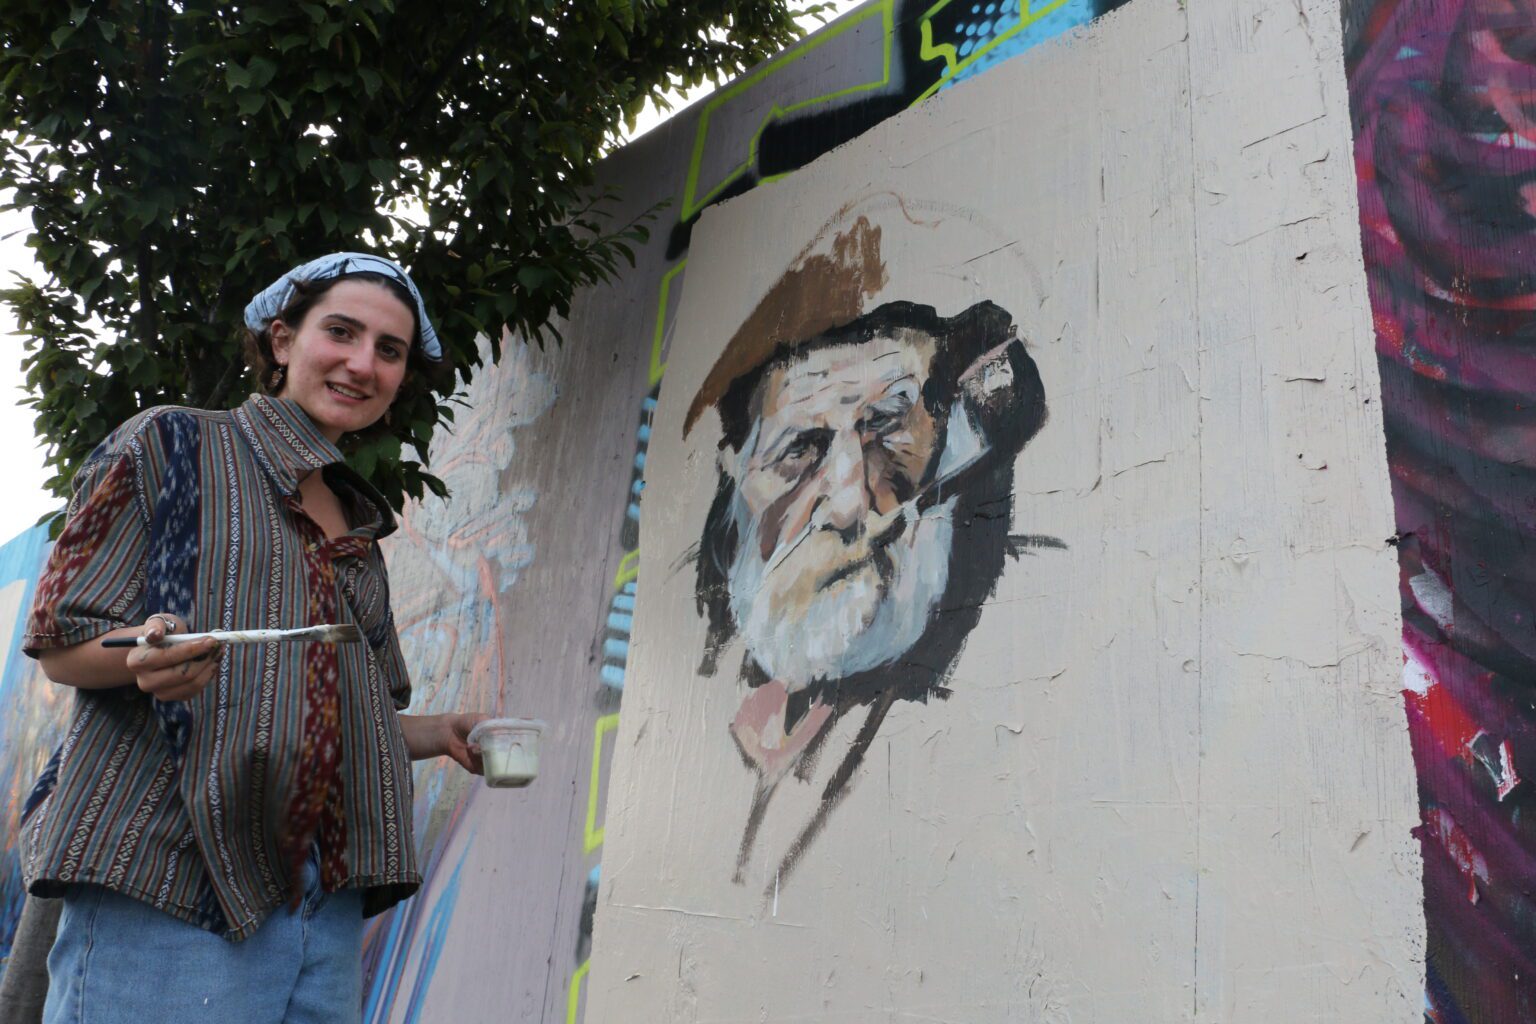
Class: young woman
20,253,484,1024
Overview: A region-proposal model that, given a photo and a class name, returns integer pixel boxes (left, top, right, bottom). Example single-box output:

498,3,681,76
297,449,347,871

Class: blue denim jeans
43,849,363,1024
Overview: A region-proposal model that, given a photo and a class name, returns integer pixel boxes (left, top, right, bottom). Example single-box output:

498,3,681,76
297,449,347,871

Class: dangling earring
269,365,286,391
384,407,393,426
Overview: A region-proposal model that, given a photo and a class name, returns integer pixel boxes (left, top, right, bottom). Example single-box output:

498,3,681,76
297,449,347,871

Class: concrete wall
0,1,1136,1019
586,0,1424,1019
16,0,1517,1018
353,3,1142,1021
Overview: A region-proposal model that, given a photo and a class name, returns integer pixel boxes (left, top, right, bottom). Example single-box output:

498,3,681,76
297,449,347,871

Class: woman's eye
327,325,350,339
380,345,403,361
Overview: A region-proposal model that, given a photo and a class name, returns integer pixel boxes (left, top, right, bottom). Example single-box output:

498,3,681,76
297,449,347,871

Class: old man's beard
726,497,955,691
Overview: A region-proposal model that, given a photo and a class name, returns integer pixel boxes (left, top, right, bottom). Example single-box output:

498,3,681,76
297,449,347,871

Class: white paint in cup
468,718,546,788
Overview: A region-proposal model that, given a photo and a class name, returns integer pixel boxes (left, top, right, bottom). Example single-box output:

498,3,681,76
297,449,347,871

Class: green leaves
0,0,810,518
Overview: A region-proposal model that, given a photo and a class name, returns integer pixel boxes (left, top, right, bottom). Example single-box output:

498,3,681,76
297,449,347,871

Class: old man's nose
812,434,873,535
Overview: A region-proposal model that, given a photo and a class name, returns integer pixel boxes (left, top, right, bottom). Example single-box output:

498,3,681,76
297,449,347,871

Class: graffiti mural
361,333,555,1021
0,527,57,965
1348,0,1536,1018
684,215,1051,887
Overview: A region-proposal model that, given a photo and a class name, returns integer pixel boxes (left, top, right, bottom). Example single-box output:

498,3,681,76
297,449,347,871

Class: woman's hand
37,612,219,691
399,712,487,774
126,613,223,702
439,712,487,774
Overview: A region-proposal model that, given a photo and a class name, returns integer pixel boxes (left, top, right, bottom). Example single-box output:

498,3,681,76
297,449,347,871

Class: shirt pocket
338,556,393,652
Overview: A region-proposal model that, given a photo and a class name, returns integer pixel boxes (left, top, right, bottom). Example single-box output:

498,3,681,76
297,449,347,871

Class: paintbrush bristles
298,624,363,643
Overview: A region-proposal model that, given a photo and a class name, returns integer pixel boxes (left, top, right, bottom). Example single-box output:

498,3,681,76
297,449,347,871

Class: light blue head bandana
243,251,442,360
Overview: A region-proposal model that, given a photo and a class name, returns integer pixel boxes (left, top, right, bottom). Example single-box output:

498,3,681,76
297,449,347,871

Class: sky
0,203,54,541
0,3,862,544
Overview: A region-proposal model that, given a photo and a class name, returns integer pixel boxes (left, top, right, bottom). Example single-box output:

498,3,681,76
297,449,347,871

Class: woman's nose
344,345,378,380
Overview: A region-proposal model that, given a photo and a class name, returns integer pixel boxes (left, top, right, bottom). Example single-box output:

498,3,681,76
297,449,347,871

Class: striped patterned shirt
20,393,419,940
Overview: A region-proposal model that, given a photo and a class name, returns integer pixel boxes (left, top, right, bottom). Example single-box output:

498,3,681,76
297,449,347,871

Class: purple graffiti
1351,0,1536,1017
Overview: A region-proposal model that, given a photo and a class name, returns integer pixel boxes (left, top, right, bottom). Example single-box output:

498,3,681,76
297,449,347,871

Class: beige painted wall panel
589,1,1420,1020
1186,0,1422,1019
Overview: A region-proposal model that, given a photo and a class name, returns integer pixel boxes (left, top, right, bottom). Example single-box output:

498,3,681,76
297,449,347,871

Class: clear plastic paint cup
468,718,546,789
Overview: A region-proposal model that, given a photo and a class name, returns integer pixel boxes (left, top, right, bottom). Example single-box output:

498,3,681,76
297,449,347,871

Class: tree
0,0,815,517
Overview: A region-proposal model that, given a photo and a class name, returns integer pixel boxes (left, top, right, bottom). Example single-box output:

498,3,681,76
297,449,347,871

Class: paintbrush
101,624,363,648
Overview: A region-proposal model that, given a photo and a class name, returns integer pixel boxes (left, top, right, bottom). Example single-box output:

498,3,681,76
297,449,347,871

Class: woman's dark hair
240,270,445,445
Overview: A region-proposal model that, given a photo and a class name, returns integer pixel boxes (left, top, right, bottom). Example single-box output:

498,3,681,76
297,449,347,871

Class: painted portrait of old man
683,209,1054,890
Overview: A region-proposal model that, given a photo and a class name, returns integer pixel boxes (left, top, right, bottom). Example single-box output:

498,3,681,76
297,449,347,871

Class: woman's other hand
441,712,486,775
126,613,223,702
399,712,487,774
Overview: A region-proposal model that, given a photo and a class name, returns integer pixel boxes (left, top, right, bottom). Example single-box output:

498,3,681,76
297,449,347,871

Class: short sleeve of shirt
359,542,412,713
22,442,150,655
376,611,413,712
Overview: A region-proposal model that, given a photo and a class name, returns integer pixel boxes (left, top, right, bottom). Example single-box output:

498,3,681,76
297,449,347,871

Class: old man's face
725,329,956,689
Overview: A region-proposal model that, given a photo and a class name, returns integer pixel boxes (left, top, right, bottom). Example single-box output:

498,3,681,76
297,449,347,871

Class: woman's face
269,280,415,442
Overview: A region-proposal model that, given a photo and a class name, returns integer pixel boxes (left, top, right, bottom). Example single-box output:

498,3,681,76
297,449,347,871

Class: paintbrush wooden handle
103,631,257,648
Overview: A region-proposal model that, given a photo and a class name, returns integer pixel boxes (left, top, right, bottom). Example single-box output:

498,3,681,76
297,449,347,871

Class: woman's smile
325,381,371,402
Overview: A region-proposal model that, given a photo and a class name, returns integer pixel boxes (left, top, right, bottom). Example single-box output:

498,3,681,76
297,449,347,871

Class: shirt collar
232,393,398,539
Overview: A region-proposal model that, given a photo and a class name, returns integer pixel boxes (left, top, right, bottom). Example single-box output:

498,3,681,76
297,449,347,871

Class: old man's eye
860,403,907,435
777,429,829,467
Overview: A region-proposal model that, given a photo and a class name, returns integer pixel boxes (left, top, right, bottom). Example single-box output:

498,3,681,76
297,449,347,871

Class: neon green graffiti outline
681,0,1074,221
566,959,591,1024
680,0,895,221
613,549,640,592
915,0,1073,102
584,713,622,855
570,714,619,1017
649,259,687,387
